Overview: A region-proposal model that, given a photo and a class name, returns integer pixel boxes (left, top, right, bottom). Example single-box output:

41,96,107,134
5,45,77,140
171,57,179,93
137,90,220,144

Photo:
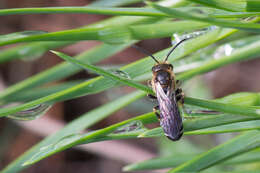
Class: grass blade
2,90,147,173
51,50,152,94
149,3,260,32
0,21,208,46
187,0,260,12
169,131,260,172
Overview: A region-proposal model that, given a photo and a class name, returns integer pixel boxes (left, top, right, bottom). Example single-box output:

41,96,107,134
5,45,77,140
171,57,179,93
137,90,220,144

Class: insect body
133,39,187,141
151,62,184,141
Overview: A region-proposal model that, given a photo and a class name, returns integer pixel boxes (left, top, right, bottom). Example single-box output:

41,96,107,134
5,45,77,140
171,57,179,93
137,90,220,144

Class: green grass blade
149,3,260,32
3,81,84,102
140,113,260,137
89,0,143,7
22,112,157,166
187,0,260,12
0,41,72,63
2,6,260,19
186,0,246,12
0,7,167,16
225,151,260,165
0,43,132,104
51,50,153,94
0,20,209,46
177,38,260,80
0,13,160,63
169,131,260,172
0,0,180,64
140,92,260,138
1,90,147,173
186,120,260,135
124,147,260,171
185,97,260,117
0,29,253,116
123,154,195,171
0,30,235,117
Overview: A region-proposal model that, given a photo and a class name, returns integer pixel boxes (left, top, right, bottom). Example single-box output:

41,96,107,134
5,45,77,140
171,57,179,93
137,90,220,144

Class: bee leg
148,94,157,100
176,80,182,88
175,88,182,95
147,80,152,87
153,105,160,119
175,88,184,104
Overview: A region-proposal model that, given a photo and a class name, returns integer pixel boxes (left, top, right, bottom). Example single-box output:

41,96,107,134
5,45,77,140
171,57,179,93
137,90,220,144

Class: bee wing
155,82,183,141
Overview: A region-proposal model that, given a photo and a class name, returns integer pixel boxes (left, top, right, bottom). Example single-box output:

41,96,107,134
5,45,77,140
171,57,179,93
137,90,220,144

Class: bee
133,39,188,141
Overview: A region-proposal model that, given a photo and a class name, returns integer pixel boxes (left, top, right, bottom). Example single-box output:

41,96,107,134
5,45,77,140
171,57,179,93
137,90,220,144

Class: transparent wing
155,82,183,141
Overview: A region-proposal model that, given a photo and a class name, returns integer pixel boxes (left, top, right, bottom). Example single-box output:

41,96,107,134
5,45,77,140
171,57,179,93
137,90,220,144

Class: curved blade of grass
0,28,235,117
0,0,182,64
0,29,256,116
0,7,168,17
2,28,260,117
2,6,260,19
0,47,155,117
0,41,72,64
149,3,260,32
0,19,213,103
1,90,147,173
51,50,152,94
3,80,84,102
225,151,260,165
177,38,260,80
140,92,260,138
169,131,260,172
22,112,156,166
187,0,260,12
124,147,260,171
187,120,260,135
0,26,230,103
186,0,246,12
89,0,143,7
185,97,260,117
5,92,260,171
0,13,162,63
0,20,209,46
21,115,260,169
141,119,260,139
123,154,195,171
0,42,132,104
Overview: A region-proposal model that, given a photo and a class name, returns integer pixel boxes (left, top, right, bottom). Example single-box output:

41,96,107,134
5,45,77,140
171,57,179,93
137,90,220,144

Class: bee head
152,63,173,73
152,63,173,86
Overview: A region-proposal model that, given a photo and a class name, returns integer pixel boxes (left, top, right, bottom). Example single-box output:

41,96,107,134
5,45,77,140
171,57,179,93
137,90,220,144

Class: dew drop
7,104,52,121
171,26,218,45
213,44,235,59
111,69,131,79
53,134,82,149
23,133,82,166
112,121,146,134
23,144,55,166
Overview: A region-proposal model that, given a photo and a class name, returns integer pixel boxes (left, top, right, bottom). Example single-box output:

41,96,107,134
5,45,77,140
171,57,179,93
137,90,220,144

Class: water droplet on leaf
112,121,147,134
7,104,52,121
111,69,131,79
171,26,218,45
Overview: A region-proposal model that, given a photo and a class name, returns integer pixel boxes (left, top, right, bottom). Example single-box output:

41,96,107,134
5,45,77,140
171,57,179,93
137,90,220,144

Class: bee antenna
165,38,189,62
132,45,160,64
